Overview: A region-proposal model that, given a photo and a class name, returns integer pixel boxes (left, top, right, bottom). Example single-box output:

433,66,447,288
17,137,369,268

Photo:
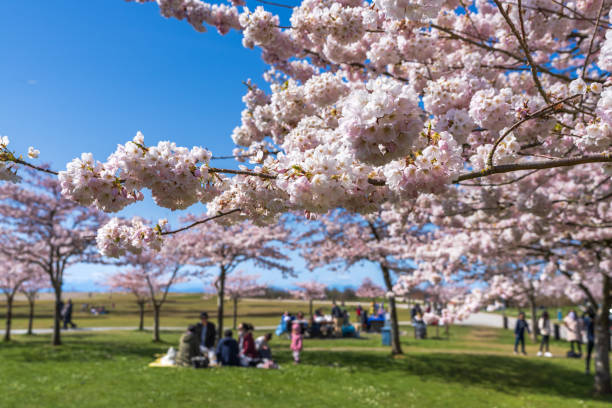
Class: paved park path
0,311,566,338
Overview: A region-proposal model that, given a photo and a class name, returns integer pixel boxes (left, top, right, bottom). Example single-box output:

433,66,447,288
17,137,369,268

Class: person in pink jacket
291,312,304,364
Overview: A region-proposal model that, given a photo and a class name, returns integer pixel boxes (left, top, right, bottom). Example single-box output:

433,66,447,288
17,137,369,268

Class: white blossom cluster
469,130,520,170
374,0,445,21
290,0,378,46
0,136,20,182
339,77,424,165
96,217,165,258
59,132,219,212
383,131,463,200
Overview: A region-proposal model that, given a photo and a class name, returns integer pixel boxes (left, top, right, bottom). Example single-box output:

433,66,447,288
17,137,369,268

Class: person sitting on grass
238,323,260,366
254,332,278,369
176,325,202,367
216,329,240,367
255,333,273,360
194,312,216,354
514,312,530,355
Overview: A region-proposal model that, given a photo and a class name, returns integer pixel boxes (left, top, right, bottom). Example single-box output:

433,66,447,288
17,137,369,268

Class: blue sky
1,0,385,291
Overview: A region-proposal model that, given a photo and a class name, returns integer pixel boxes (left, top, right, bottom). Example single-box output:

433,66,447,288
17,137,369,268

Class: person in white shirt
537,311,552,357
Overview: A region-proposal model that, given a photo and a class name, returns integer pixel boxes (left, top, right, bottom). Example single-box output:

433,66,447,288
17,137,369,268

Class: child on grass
514,312,530,355
291,312,304,364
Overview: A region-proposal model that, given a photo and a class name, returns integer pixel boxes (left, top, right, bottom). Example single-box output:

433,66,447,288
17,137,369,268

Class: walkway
0,312,571,340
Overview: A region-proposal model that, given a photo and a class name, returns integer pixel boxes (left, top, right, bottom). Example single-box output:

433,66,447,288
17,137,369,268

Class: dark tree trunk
380,264,402,355
217,266,226,342
309,299,313,318
529,298,538,342
52,286,62,346
3,295,14,342
593,274,611,395
233,297,238,330
137,301,145,331
26,298,35,335
152,303,161,342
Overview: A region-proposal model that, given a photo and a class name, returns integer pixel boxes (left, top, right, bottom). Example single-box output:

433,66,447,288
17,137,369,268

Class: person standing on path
563,310,582,356
62,299,76,329
514,312,530,355
583,309,595,374
331,302,343,336
537,311,552,357
291,312,304,364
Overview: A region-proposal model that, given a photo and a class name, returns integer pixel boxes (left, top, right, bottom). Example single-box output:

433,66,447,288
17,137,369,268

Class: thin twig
161,209,242,235
493,0,551,103
457,170,540,187
208,167,276,180
487,94,581,167
255,0,294,8
582,0,605,78
11,158,59,176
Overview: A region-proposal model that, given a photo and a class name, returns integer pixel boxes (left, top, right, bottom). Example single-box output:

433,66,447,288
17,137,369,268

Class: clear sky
1,0,384,292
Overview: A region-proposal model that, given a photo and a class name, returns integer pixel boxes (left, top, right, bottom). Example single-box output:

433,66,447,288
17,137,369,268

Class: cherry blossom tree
1,1,610,259
118,236,192,342
356,277,385,299
0,0,611,393
106,270,151,331
183,220,291,340
0,172,104,345
299,209,426,355
20,269,49,336
217,270,267,329
290,280,327,317
399,165,612,394
0,258,35,342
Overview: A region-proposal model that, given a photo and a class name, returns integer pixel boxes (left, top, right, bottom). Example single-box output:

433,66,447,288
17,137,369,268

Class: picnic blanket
148,356,179,368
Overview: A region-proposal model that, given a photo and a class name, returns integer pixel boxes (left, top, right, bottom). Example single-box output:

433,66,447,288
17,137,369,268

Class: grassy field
1,323,611,407
0,292,415,331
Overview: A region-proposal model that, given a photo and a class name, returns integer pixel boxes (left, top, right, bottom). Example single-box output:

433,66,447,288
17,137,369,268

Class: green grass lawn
1,324,610,407
1,292,415,331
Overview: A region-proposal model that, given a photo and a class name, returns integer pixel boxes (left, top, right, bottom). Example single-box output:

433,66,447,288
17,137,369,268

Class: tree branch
455,154,612,182
161,209,242,236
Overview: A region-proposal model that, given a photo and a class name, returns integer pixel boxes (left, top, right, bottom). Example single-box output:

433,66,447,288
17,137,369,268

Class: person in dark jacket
583,309,596,374
216,329,240,366
62,299,76,329
176,325,202,366
331,302,343,335
194,312,216,350
514,312,530,355
410,304,422,322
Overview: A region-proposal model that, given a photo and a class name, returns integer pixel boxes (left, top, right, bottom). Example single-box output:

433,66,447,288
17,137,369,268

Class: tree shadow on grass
285,350,612,403
1,333,170,363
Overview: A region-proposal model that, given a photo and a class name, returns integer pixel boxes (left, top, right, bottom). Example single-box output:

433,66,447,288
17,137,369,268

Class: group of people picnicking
172,301,390,369
171,312,280,369
276,301,389,340
513,308,597,374
278,306,355,339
